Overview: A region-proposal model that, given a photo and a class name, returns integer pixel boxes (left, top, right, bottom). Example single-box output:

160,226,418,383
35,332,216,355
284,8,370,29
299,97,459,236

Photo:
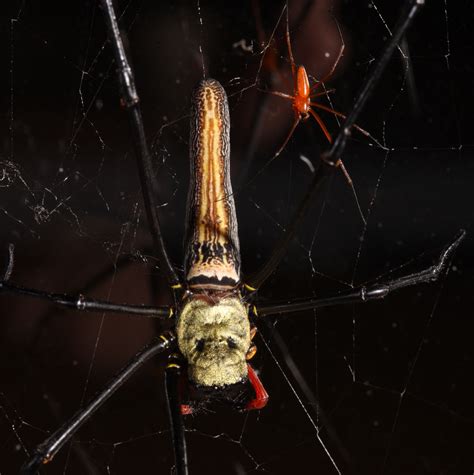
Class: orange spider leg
322,42,345,83
274,114,301,158
309,108,366,223
284,5,297,80
310,102,371,138
308,108,332,143
266,90,294,101
310,101,346,118
308,109,356,186
311,88,336,99
309,42,345,93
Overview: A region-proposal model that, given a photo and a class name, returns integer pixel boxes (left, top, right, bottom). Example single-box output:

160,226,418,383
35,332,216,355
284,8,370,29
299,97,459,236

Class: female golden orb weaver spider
0,0,466,473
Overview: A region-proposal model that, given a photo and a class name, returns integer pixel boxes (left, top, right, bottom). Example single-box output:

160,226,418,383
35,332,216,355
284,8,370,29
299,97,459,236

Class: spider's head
176,296,250,388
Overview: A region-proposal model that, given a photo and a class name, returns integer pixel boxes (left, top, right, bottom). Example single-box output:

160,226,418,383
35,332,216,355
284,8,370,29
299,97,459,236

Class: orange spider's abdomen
294,65,310,114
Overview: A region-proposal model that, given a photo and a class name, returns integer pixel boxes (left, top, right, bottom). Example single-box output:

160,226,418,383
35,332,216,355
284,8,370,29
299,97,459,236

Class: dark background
0,0,473,474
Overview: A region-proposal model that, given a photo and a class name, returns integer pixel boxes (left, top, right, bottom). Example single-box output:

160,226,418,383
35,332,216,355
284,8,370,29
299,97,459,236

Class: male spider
0,0,463,473
261,5,374,223
267,5,347,159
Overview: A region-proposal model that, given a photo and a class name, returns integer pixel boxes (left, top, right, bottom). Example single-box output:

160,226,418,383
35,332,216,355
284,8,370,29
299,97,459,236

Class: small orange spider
267,8,370,190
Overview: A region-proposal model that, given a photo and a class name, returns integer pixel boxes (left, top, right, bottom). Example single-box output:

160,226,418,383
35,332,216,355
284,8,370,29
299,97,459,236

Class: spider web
1,0,472,474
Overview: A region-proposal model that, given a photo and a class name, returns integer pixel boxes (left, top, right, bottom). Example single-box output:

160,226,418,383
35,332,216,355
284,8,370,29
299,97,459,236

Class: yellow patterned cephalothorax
177,296,250,387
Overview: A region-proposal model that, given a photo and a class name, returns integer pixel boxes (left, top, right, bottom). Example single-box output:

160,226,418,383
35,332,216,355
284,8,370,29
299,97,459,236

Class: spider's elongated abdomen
185,79,240,290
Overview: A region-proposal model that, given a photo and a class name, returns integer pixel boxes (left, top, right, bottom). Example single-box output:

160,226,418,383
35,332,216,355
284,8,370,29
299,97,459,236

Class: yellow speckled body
185,79,240,290
177,296,250,387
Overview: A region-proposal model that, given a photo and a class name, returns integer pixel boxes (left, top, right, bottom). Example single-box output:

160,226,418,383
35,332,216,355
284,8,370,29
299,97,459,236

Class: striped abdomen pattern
184,79,240,289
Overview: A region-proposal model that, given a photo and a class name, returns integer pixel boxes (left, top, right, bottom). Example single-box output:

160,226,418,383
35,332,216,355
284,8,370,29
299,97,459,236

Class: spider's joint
118,70,140,108
120,94,139,109
322,156,337,167
76,294,85,310
367,286,390,299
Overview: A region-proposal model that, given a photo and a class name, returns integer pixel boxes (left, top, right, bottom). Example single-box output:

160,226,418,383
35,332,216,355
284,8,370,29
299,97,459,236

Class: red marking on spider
245,364,269,410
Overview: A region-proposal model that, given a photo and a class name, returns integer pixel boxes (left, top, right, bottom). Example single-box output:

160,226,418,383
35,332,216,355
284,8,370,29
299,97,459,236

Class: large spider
0,0,464,473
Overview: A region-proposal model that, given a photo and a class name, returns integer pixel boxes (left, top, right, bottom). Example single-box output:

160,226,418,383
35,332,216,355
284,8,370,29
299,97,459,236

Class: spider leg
257,230,465,317
284,5,297,81
2,243,14,281
245,0,426,291
310,101,372,138
308,108,332,143
20,334,176,474
306,111,366,222
0,280,171,317
245,160,330,290
307,108,367,225
99,0,180,289
264,89,294,100
237,3,288,187
165,360,189,475
310,88,336,99
310,41,345,91
258,320,351,463
327,0,424,161
273,113,301,159
237,111,301,193
309,28,345,95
